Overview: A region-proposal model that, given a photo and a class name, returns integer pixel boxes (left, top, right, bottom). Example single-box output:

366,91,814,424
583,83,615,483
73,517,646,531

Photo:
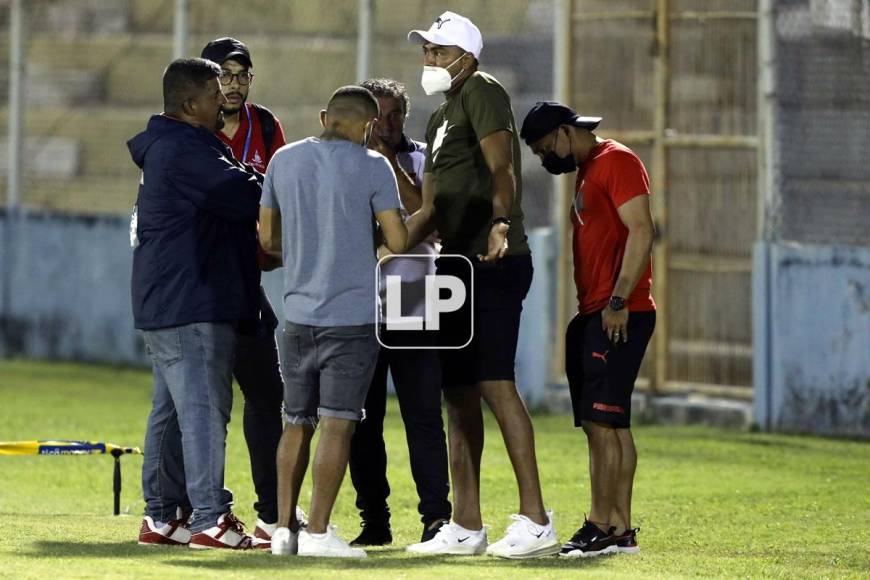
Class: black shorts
566,309,655,428
437,254,533,389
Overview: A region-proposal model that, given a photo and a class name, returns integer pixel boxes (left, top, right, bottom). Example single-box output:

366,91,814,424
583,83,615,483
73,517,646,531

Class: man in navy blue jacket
129,58,261,550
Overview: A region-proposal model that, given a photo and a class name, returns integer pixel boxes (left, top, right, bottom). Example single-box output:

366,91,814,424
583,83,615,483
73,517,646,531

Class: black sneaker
420,518,449,543
350,521,392,546
613,527,640,554
559,520,617,558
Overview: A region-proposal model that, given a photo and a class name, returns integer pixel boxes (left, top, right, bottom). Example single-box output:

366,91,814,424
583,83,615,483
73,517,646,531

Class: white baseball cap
407,11,483,60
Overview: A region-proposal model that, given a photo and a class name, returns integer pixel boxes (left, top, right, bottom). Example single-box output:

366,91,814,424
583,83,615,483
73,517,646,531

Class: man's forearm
491,167,515,219
390,160,423,214
612,225,655,299
403,207,436,250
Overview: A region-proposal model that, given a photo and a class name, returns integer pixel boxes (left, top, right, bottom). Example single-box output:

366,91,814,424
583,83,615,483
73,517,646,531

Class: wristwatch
608,296,626,312
491,216,511,227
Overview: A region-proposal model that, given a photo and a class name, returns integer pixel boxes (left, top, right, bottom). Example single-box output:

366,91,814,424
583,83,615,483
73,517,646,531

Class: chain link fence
0,0,554,228
772,0,870,247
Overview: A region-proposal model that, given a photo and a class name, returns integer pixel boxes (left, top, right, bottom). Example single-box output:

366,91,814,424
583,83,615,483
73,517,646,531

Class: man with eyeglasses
201,37,286,174
200,36,289,551
520,102,656,558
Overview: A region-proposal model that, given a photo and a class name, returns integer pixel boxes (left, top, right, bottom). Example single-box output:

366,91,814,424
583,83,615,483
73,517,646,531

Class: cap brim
407,29,458,48
571,116,602,130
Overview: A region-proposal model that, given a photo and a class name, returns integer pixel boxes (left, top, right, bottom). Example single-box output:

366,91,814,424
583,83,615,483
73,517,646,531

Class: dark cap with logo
200,37,252,68
520,101,602,146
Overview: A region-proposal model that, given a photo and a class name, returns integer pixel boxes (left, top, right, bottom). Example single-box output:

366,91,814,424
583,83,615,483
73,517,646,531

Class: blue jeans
141,322,236,532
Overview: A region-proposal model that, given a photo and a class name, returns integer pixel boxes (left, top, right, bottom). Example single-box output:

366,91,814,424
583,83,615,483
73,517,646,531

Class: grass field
0,359,868,578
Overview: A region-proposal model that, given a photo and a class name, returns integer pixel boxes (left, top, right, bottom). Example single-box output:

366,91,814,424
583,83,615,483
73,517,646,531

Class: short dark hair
359,78,410,117
163,58,221,115
326,85,379,119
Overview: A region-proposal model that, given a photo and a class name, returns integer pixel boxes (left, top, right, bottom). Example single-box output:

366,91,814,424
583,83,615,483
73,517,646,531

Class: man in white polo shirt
348,78,452,547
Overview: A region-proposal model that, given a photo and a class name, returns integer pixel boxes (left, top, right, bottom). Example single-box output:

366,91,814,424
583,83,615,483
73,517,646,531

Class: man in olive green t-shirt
398,11,559,559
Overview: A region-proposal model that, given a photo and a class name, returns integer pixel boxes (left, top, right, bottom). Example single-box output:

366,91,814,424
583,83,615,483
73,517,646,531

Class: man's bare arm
376,208,408,254
478,129,515,261
400,172,437,251
613,195,655,300
601,194,655,343
258,206,283,259
371,135,422,214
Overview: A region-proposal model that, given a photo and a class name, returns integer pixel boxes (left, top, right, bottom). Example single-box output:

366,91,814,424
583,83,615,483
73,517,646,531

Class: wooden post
650,0,670,392
551,0,574,383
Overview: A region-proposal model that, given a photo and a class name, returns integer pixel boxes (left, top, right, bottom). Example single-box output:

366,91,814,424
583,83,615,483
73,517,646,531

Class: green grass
0,359,868,578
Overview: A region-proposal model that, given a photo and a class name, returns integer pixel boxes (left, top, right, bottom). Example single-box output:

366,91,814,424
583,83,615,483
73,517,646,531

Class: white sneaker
295,506,309,529
406,521,487,555
298,525,366,558
486,511,560,559
252,519,277,550
188,512,253,550
271,527,298,556
138,507,192,546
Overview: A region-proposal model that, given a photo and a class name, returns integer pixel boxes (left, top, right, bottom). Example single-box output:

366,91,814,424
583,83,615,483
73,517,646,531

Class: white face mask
420,53,467,95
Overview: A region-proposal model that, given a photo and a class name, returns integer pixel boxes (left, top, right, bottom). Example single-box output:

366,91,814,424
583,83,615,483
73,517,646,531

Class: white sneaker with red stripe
253,520,277,550
138,507,192,546
189,512,253,550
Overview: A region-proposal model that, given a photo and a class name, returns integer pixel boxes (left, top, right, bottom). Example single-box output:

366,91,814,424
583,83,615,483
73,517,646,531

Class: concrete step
543,385,752,430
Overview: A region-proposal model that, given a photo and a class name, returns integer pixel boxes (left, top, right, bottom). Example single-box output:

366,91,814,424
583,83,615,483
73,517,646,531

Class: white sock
452,522,484,535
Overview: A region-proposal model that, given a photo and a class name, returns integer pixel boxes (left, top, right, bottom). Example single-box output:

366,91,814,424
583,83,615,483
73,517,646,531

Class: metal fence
0,0,556,228
766,0,870,247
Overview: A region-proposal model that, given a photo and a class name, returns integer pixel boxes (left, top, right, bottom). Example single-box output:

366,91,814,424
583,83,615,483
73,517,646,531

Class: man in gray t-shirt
259,86,407,558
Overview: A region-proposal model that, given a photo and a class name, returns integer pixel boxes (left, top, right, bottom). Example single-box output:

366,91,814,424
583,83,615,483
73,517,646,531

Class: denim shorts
281,321,379,425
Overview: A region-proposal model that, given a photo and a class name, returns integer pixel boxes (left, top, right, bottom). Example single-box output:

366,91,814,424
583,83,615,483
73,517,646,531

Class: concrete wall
0,211,145,364
753,242,870,438
0,211,556,406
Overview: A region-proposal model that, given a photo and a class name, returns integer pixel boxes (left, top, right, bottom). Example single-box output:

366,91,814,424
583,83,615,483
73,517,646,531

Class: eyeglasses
219,71,253,86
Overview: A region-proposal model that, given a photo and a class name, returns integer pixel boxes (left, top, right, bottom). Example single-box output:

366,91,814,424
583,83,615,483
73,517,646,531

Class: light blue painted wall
0,212,145,364
753,242,870,437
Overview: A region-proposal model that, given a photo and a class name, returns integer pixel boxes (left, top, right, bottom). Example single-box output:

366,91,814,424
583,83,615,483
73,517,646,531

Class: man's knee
581,420,618,439
445,387,480,421
479,379,521,408
319,415,357,437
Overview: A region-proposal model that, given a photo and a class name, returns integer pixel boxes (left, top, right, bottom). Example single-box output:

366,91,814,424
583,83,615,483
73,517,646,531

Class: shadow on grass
26,541,607,570
163,552,606,571
27,541,181,559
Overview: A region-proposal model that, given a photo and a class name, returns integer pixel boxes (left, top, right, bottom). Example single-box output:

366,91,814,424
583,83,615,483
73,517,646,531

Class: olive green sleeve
462,78,515,142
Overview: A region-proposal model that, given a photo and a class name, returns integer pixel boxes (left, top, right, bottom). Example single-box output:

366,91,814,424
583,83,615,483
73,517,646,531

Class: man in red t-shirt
521,102,656,558
200,37,289,549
